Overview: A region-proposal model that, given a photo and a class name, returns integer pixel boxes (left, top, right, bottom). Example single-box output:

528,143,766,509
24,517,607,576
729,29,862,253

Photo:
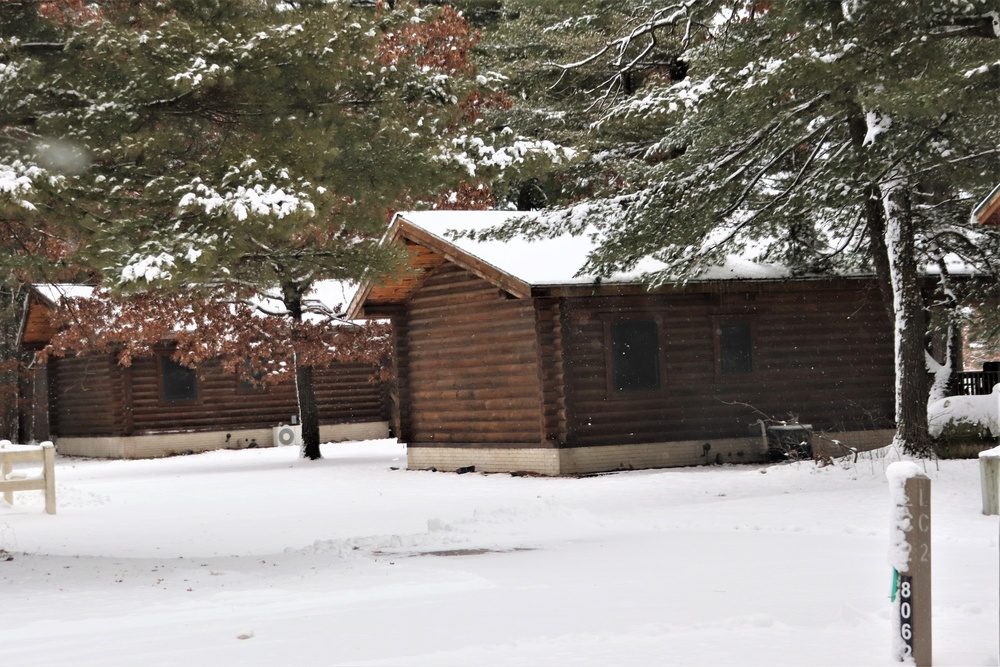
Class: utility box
273,424,302,447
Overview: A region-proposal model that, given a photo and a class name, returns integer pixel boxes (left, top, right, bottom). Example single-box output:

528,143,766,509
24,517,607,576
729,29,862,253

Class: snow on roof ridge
32,283,98,305
397,209,977,285
398,210,789,286
31,280,357,318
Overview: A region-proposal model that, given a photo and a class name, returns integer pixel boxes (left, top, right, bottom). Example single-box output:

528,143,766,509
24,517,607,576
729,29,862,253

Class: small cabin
18,284,390,458
348,211,898,476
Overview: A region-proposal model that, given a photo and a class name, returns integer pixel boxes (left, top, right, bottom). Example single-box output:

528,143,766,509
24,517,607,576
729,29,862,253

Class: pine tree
473,0,670,206
490,0,1000,455
1,0,574,457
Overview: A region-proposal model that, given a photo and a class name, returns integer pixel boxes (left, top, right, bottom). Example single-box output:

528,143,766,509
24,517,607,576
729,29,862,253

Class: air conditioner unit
273,425,302,447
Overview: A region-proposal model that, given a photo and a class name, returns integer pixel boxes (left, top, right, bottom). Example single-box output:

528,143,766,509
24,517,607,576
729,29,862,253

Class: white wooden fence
0,441,56,515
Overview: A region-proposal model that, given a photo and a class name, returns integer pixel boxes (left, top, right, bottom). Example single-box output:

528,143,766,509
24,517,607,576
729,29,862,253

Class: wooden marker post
888,463,931,666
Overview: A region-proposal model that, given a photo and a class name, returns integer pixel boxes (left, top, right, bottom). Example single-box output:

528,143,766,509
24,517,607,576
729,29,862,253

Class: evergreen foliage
4,1,452,287
6,0,996,457
482,0,1000,455
473,0,679,206
0,0,574,457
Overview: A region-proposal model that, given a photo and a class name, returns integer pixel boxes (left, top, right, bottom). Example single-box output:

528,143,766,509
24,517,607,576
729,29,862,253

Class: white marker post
888,462,931,666
981,446,1000,516
980,446,1000,666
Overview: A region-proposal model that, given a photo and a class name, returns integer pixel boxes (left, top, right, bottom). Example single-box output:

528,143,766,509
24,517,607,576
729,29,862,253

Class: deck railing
952,370,1000,396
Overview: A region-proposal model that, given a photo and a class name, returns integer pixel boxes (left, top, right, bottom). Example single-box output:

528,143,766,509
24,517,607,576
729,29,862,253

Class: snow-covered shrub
928,386,1000,457
928,386,1000,439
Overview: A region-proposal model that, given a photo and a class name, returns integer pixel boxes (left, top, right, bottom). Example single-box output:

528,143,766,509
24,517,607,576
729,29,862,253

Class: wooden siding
314,364,388,425
391,313,412,440
536,299,568,444
402,264,545,445
49,354,122,437
559,284,894,446
48,353,387,437
363,239,447,313
20,302,57,345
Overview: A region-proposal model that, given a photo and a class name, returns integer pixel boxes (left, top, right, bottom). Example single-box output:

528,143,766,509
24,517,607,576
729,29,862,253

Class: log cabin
18,284,390,458
347,210,899,476
974,183,1000,226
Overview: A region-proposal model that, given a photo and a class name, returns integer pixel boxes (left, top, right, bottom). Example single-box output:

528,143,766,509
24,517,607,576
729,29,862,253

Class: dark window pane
161,356,198,401
720,321,753,375
611,320,660,391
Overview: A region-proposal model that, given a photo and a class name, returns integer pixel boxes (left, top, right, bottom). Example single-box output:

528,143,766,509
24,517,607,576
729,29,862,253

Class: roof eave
347,212,533,318
530,274,915,298
397,217,532,299
345,215,406,320
974,183,1000,225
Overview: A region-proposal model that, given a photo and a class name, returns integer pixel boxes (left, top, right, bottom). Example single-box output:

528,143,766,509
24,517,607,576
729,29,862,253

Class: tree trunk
864,184,896,327
927,264,963,402
853,99,931,456
295,358,322,460
0,284,26,442
880,178,931,455
284,282,322,460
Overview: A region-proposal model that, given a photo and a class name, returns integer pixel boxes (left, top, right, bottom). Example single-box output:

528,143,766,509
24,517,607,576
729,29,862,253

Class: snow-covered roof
251,280,358,320
32,283,97,307
346,209,801,319
31,280,358,326
398,210,661,285
396,210,790,287
348,208,978,319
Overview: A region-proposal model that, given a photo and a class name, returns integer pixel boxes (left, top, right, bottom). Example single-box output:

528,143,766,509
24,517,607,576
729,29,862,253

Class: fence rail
0,441,56,515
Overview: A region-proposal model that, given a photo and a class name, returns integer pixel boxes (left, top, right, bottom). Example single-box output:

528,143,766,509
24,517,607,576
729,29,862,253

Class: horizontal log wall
314,365,389,425
560,284,895,446
403,264,544,445
49,353,387,437
128,355,385,433
49,354,122,437
535,299,568,445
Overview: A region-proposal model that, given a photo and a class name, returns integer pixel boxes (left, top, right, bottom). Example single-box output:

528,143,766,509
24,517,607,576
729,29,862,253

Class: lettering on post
898,574,914,658
887,463,931,666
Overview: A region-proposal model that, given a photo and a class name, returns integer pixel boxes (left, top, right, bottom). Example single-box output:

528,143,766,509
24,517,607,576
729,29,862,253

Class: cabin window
610,319,661,391
717,321,753,375
161,356,198,401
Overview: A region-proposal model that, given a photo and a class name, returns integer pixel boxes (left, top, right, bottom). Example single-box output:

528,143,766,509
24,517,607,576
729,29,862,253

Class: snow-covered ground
1,439,997,666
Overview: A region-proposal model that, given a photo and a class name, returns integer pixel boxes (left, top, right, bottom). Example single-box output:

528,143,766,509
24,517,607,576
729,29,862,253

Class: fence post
985,445,1000,667
1,458,10,506
41,442,55,515
888,462,932,666
1,440,10,506
981,447,1000,516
